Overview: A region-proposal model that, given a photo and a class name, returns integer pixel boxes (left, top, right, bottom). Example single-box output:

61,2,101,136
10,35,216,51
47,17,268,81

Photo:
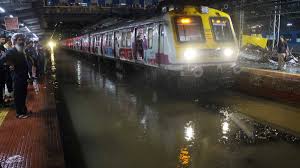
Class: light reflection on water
184,121,195,142
76,60,81,86
50,50,56,72
178,147,191,168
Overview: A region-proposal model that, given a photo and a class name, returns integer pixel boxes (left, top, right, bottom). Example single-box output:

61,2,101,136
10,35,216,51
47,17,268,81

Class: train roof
72,6,231,38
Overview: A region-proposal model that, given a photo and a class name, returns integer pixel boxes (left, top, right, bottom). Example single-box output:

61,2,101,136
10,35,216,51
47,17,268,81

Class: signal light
180,18,191,24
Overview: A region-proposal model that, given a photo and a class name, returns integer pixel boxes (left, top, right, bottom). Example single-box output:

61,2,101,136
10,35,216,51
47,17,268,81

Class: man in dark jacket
0,35,6,107
277,36,289,70
0,33,31,119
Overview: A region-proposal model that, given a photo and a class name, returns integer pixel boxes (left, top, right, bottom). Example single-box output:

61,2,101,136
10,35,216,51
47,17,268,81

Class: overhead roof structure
1,0,300,40
0,0,44,39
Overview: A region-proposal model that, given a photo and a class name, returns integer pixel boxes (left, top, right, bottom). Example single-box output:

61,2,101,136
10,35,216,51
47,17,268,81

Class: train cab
163,6,239,76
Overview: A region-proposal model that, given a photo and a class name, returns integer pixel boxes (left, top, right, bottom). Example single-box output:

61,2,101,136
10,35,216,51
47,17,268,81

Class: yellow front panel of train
170,6,238,64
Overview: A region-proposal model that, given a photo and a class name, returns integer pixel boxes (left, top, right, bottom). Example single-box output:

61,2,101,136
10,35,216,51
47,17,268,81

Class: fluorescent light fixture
25,26,31,32
33,33,38,39
0,7,5,13
287,23,293,27
9,15,13,18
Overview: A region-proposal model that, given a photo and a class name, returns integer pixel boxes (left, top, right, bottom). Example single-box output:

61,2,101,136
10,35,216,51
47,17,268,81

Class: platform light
180,18,191,24
287,23,293,27
0,7,5,13
9,15,13,18
48,41,57,48
19,23,24,26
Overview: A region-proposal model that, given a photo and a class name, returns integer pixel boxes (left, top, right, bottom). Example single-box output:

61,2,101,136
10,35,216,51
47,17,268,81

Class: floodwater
52,50,300,168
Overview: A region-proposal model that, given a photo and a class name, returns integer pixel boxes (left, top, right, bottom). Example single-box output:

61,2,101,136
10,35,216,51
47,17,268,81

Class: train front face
169,6,239,77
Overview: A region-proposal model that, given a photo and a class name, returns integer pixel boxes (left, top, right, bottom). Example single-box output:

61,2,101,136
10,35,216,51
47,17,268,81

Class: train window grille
174,16,205,43
126,32,132,47
210,17,234,42
121,32,126,47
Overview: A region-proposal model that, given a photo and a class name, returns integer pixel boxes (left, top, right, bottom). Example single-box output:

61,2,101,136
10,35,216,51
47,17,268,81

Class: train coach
62,5,240,81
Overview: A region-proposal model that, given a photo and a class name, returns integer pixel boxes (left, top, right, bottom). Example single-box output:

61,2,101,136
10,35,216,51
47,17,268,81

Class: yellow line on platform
0,109,9,127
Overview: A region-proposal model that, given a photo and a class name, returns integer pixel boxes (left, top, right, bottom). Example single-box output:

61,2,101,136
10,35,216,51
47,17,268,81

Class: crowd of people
0,33,48,119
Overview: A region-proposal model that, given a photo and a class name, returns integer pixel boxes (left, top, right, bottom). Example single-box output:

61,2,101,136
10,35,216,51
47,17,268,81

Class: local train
62,6,240,79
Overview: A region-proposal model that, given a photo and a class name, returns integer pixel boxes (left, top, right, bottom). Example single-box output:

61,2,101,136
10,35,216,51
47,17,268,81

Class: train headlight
223,48,234,57
184,48,197,60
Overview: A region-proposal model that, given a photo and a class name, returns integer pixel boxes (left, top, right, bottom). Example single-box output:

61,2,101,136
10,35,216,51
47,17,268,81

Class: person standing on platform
277,36,289,70
25,40,37,80
4,36,13,50
0,35,6,108
25,40,39,93
0,33,31,119
34,41,45,77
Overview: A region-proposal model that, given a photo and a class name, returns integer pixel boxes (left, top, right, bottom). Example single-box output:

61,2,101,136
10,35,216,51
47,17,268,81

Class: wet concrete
53,49,300,168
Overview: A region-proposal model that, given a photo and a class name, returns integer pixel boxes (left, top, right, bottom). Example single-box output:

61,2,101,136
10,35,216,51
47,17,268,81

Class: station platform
0,80,65,168
236,67,300,103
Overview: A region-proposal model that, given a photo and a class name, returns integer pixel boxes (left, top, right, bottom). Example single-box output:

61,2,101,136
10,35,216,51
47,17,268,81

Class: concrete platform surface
236,67,300,103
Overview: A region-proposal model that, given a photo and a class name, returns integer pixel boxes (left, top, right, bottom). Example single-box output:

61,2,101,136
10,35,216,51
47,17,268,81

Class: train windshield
175,16,205,43
210,17,234,42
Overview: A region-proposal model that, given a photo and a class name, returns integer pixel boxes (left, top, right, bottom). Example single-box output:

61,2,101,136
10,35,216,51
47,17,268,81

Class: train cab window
148,28,153,49
175,16,205,42
210,17,234,42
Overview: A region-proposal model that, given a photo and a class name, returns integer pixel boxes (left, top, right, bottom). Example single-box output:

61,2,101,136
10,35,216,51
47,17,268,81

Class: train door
102,33,107,56
80,38,83,51
144,25,155,65
114,31,120,58
134,26,145,61
100,34,103,56
88,35,91,53
91,35,95,53
93,36,97,54
158,23,165,65
96,34,101,55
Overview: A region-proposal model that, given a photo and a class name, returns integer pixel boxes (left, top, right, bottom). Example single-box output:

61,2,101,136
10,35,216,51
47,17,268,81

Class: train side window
108,33,113,47
296,34,300,43
126,32,131,47
121,32,126,47
148,28,153,49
